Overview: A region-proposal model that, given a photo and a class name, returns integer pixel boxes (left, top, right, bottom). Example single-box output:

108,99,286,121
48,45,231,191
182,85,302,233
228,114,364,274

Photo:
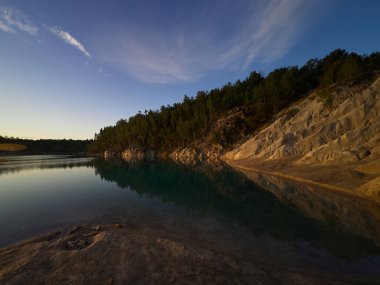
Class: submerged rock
1,223,366,285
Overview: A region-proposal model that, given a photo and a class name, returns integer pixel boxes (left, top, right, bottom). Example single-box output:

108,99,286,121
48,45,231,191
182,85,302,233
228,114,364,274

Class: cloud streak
101,0,317,83
48,26,91,58
0,5,91,60
0,6,38,35
0,20,14,33
222,0,310,68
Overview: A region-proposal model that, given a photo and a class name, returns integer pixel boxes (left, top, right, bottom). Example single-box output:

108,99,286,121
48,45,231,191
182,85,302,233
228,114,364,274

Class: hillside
88,49,380,198
88,49,380,157
225,74,380,200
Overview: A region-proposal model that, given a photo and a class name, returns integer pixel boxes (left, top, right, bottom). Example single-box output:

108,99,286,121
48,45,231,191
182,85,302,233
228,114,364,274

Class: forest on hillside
0,136,91,155
88,49,380,154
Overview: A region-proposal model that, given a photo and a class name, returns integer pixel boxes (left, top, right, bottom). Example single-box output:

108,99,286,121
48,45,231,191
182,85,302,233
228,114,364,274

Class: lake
1,155,380,277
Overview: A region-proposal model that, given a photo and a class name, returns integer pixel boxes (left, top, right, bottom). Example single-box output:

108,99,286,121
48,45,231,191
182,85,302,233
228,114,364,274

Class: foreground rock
0,224,239,284
2,224,378,285
225,75,380,200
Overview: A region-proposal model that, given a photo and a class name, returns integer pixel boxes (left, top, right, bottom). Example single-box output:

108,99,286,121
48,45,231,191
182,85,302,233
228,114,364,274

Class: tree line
0,136,91,154
88,49,380,154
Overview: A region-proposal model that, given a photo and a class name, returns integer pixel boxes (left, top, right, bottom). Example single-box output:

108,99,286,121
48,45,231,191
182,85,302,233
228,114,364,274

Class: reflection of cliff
93,158,380,259
243,171,380,248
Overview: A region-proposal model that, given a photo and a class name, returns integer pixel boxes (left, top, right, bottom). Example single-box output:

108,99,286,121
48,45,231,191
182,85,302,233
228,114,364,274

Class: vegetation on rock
88,49,380,154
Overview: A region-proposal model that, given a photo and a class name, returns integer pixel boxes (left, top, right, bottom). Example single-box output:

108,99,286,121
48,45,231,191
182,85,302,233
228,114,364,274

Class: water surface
1,155,380,276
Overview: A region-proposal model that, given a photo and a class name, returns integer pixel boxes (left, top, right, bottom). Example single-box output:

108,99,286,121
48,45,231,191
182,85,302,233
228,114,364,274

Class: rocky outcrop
169,108,247,164
104,150,117,158
103,149,156,161
225,75,380,199
121,148,155,161
226,76,380,164
170,144,222,164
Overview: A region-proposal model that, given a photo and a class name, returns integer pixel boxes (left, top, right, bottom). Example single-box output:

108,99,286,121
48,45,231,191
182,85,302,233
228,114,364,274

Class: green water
1,155,380,274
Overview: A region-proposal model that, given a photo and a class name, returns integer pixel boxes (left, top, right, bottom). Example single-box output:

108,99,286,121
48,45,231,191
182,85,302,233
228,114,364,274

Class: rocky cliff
169,108,247,164
225,74,380,199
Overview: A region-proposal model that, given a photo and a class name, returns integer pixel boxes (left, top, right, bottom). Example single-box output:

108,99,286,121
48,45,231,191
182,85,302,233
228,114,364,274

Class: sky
0,0,379,140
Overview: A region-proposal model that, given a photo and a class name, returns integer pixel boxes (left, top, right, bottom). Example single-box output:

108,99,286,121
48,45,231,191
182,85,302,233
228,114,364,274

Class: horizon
1,0,380,140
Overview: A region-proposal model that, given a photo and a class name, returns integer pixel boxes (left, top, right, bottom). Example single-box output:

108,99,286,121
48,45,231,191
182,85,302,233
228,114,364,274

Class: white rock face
226,77,380,164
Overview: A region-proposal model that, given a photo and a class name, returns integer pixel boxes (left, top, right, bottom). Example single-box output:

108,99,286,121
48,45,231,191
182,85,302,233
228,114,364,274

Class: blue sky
0,0,379,139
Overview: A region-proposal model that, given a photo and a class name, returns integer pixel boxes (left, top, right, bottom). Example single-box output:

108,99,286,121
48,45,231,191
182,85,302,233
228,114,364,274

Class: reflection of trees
93,158,380,260
0,156,95,176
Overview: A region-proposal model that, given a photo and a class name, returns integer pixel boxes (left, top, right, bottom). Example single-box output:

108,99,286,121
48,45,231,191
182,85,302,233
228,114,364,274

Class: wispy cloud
0,20,14,33
101,0,317,83
0,6,91,59
0,6,38,35
221,0,311,68
48,26,91,58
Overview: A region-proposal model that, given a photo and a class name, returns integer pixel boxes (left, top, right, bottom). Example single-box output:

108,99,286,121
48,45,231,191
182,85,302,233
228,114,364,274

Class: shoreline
2,223,380,285
223,157,380,203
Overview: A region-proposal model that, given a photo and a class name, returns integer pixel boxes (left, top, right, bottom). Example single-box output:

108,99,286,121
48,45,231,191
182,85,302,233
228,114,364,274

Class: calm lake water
1,155,380,275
